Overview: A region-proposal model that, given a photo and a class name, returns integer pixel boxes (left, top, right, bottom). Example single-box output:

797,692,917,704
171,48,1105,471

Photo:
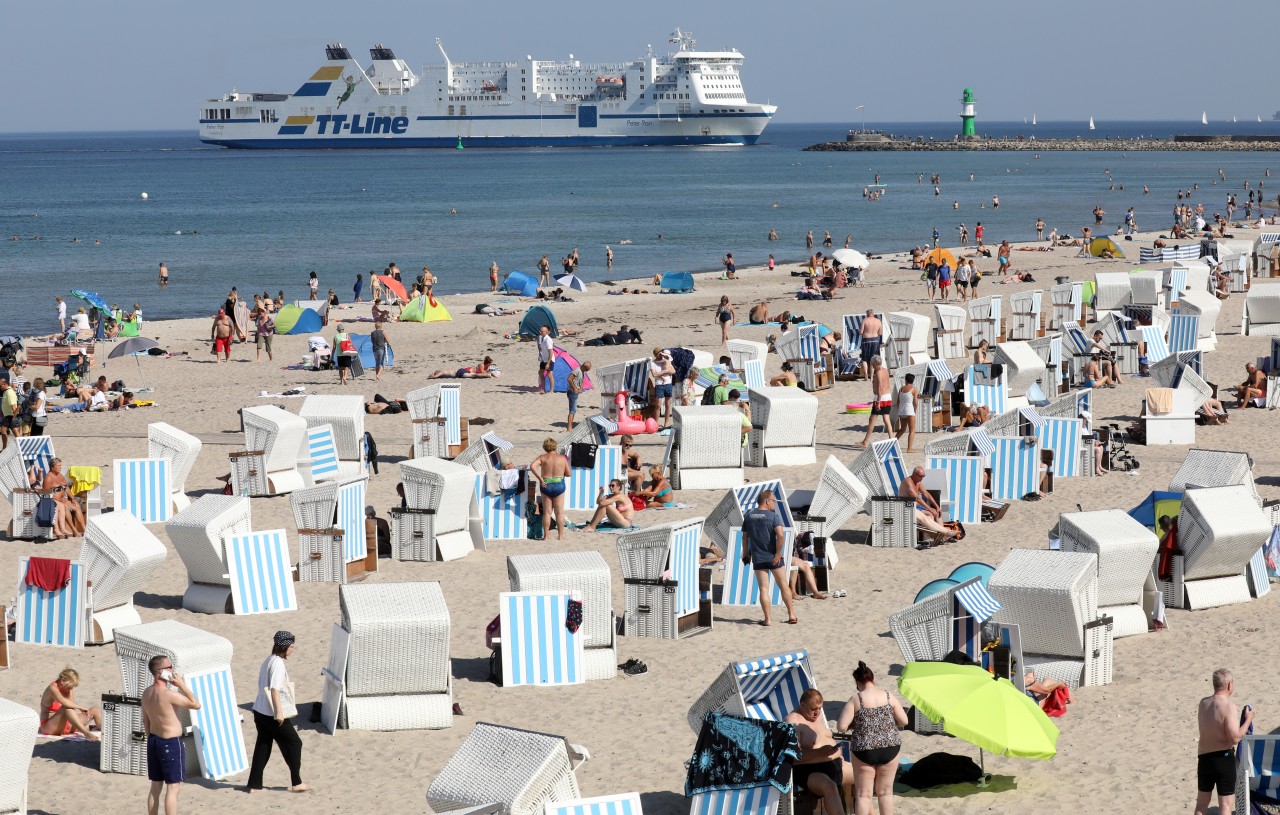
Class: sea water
1,121,1277,337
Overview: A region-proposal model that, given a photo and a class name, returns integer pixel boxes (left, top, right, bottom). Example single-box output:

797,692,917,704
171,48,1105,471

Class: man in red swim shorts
211,309,234,363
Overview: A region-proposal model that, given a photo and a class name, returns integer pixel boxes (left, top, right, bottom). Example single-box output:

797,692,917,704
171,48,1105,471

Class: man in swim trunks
858,355,892,448
858,309,883,380
39,667,102,740
1195,668,1253,815
743,490,796,626
1236,362,1266,407
210,309,233,363
142,654,201,815
785,688,853,814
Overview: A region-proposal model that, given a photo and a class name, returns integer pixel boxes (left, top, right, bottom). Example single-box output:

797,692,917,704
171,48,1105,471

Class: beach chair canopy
400,294,452,322
503,270,540,297
348,333,394,369
1088,237,1125,258
519,304,559,338
274,305,323,335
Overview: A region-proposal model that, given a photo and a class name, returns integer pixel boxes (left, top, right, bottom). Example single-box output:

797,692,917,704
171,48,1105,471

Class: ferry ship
198,29,775,149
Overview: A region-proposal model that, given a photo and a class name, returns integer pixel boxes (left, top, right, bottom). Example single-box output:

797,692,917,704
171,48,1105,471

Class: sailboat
1233,115,1238,123
1032,113,1037,126
1201,111,1208,126
1088,116,1095,131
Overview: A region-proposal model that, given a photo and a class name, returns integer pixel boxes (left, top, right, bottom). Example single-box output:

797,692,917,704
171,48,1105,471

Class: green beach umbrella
898,661,1059,773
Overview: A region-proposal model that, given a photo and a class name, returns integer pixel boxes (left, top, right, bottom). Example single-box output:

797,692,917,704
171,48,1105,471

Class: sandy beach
5,224,1278,815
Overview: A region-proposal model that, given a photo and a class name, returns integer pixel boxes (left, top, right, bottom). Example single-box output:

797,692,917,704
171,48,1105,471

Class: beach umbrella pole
976,748,988,788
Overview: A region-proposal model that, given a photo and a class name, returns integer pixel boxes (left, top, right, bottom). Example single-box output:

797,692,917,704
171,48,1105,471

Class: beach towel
26,556,71,591
1145,387,1174,415
685,711,800,796
67,466,101,496
1041,685,1071,718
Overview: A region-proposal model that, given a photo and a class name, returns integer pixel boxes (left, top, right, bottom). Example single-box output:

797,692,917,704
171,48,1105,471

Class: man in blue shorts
742,490,797,626
142,654,202,815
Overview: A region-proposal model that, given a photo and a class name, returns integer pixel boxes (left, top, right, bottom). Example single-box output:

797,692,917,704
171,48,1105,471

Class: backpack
701,386,718,406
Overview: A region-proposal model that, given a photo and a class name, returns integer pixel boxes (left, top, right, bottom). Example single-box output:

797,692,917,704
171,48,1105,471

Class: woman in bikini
582,479,636,532
428,356,495,379
769,361,798,387
43,457,84,538
637,466,673,507
39,668,102,740
530,438,570,541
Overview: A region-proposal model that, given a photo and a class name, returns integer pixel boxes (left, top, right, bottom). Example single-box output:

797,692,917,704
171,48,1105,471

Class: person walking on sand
246,631,308,794
307,271,319,300
142,654,201,815
716,296,736,344
536,325,555,394
211,309,234,363
531,438,570,541
566,360,590,430
333,323,353,386
858,356,892,448
1195,668,1254,815
370,321,390,381
743,490,797,626
353,273,364,303
490,261,500,292
254,304,275,363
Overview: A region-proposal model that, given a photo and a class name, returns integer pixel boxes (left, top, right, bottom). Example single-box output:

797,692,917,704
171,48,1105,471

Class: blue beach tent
519,304,559,338
349,333,394,369
660,271,695,293
503,270,539,297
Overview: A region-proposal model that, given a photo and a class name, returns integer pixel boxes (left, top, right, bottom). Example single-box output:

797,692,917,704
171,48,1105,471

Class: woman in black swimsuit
715,296,735,345
837,661,908,815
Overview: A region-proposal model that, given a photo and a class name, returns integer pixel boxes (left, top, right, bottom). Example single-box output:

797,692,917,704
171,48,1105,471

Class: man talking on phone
142,655,201,815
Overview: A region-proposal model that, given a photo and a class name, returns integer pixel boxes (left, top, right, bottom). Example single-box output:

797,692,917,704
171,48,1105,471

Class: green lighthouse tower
960,88,976,137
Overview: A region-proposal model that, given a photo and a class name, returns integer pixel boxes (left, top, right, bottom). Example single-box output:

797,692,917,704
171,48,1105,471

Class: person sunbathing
1200,396,1229,425
365,394,409,414
582,479,635,532
1235,363,1266,406
998,271,1035,283
1024,671,1071,710
428,357,496,379
899,466,958,545
958,403,989,428
39,668,101,741
108,391,135,410
636,466,673,507
42,457,85,538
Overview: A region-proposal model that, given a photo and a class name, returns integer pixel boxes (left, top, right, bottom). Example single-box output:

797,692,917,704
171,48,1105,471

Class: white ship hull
199,31,775,149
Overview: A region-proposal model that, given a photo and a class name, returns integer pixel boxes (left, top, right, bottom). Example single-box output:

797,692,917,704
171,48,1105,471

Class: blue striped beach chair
849,438,908,502
498,591,585,687
616,518,708,639
187,667,248,780
926,455,984,524
455,431,515,471
891,576,1003,664
686,650,815,732
292,475,369,582
741,359,765,390
688,785,780,815
564,444,623,511
474,472,527,540
1139,325,1170,365
1237,734,1280,812
964,364,1007,414
15,557,88,648
304,423,342,484
18,436,55,481
1168,313,1199,353
988,436,1043,500
1037,417,1082,478
776,325,828,390
548,793,643,815
722,528,796,607
113,458,172,523
440,384,463,446
1165,266,1188,304
704,480,794,550
225,529,297,615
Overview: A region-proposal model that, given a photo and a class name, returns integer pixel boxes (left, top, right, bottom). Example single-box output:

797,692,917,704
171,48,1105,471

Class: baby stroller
0,336,22,370
53,350,91,382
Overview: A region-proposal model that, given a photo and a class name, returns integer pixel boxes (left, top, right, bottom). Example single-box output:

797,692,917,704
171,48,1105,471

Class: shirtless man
210,309,234,363
749,301,770,324
858,310,883,380
899,466,958,544
1195,668,1253,815
1236,362,1266,406
785,689,852,815
142,655,201,815
858,356,892,448
530,438,570,541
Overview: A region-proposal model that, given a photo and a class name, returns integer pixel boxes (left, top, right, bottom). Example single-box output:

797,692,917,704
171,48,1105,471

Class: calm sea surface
2,120,1279,336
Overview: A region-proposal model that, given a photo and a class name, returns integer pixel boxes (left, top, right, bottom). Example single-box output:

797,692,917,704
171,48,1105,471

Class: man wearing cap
247,631,307,794
211,309,234,363
649,347,676,429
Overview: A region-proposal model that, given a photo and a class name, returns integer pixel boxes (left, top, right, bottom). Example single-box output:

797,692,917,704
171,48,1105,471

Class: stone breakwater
804,138,1280,152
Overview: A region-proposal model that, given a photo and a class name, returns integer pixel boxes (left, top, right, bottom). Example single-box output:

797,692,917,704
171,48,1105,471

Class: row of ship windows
705,93,746,100
204,109,232,120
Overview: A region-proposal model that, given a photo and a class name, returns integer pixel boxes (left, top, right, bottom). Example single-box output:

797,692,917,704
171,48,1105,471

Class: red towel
1041,686,1071,718
26,557,71,592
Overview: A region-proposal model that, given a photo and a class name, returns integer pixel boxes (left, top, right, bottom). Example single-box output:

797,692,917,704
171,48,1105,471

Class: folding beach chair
1059,510,1159,638
0,698,39,815
616,518,710,639
686,650,815,731
186,667,249,780
78,511,168,643
392,457,482,561
746,386,817,466
668,405,744,490
336,582,453,730
147,422,201,514
225,529,297,615
965,295,1002,348
291,474,369,582
1007,290,1043,341
112,458,172,524
14,557,88,649
427,722,589,815
508,552,616,682
455,431,515,471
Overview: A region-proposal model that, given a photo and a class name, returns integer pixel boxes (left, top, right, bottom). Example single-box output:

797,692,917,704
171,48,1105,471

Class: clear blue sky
4,0,1275,132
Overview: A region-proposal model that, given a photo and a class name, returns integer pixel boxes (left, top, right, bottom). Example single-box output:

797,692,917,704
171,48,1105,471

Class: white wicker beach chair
112,620,235,777
686,650,815,733
889,576,1004,664
965,295,1002,348
299,393,365,466
455,431,515,471
166,495,253,614
1243,283,1280,336
147,422,202,513
13,556,88,649
848,438,908,509
507,552,616,682
1169,449,1260,504
1141,375,1202,446
993,340,1048,398
616,518,710,639
1093,272,1133,318
0,698,38,815
1149,350,1203,390
77,511,167,643
1160,485,1271,610
933,304,966,359
392,457,482,562
1177,288,1222,351
596,359,650,420
1026,334,1065,395
705,480,794,551
407,383,467,458
746,386,817,466
232,405,307,496
1058,510,1158,638
886,311,931,369
788,454,870,543
426,722,588,815
1007,290,1043,341
727,339,769,372
1049,281,1084,330
290,474,370,582
669,405,744,490
334,581,452,730
1129,270,1165,308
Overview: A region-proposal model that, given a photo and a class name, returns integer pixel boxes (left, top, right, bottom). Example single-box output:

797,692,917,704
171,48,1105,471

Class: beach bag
264,682,298,719
631,494,647,512
701,386,718,406
339,338,355,355
35,496,56,529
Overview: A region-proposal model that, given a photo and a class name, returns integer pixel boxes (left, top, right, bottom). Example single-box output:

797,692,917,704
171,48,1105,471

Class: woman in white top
955,259,972,302
895,372,917,452
28,378,47,437
247,631,307,793
307,271,319,299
